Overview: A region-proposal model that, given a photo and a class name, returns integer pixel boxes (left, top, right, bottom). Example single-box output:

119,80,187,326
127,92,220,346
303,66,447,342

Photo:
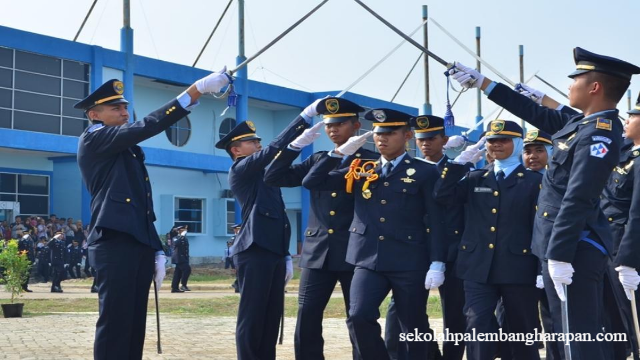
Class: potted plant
0,239,32,318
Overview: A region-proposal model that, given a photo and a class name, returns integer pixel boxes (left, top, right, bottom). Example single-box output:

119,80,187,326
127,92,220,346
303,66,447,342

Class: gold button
523,249,528,253
426,228,430,233
539,184,542,190
145,177,149,181
352,227,356,231
441,175,445,179
171,106,176,110
380,217,386,223
381,200,387,205
329,211,335,216
615,179,619,183
489,243,495,249
490,227,496,232
379,236,385,241
328,229,334,234
126,198,131,203
462,245,466,250
493,191,499,197
609,217,613,222
331,192,337,198
543,212,548,217
535,205,538,211
408,236,412,240
454,230,459,234
384,182,389,186
402,189,407,193
491,208,497,214
307,231,311,235
165,111,170,115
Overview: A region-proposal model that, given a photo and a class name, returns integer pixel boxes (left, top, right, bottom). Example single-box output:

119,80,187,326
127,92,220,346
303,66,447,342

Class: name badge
474,187,493,193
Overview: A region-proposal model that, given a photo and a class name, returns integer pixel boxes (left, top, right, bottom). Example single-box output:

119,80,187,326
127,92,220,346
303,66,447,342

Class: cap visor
373,126,402,133
568,69,589,78
415,131,444,139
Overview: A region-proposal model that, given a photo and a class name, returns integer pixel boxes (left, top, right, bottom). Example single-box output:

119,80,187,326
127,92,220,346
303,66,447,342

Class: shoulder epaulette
87,123,104,133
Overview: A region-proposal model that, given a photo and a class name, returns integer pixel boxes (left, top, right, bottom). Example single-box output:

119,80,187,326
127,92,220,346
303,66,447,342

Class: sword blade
631,291,640,354
561,283,572,360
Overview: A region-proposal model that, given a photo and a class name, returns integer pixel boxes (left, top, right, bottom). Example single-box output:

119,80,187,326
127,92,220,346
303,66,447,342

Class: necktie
496,170,505,184
383,161,394,178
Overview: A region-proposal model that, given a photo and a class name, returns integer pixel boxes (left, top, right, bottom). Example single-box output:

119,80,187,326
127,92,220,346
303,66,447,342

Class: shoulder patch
590,143,609,158
87,124,104,133
595,118,612,131
592,135,612,144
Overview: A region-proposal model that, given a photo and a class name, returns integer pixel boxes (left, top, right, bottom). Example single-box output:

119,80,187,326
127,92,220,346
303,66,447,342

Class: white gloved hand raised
616,265,640,300
515,83,545,105
290,121,324,149
443,135,465,150
302,98,324,119
536,275,545,289
336,131,373,156
448,62,485,89
195,66,232,94
285,256,294,285
453,137,486,164
548,259,574,302
425,262,446,289
154,253,166,287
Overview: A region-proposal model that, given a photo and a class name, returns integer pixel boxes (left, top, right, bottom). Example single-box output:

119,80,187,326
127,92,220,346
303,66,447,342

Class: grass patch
0,292,442,319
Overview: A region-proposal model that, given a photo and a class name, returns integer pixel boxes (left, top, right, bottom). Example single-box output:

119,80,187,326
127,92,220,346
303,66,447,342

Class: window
219,117,236,140
165,116,191,147
0,47,90,136
0,172,49,216
226,199,236,235
174,197,204,234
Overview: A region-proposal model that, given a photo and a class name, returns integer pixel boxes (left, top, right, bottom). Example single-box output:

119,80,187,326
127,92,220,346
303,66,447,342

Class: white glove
536,275,544,289
194,66,232,94
180,230,188,237
469,149,486,164
425,262,446,289
515,83,544,105
77,263,81,266
284,257,294,285
64,264,69,268
548,259,574,302
448,62,485,89
53,234,63,240
453,137,486,164
443,135,465,150
616,265,640,300
336,131,373,156
154,254,166,286
290,121,324,149
302,98,324,118
22,234,30,240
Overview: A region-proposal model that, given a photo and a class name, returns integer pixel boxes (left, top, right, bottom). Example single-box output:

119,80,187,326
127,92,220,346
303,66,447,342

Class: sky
2,0,639,129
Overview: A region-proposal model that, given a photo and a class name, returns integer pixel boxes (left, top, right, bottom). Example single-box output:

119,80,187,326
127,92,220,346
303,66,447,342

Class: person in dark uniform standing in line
225,223,241,293
171,225,191,293
385,117,470,360
216,99,316,360
302,109,445,360
18,233,34,292
36,237,50,283
48,231,66,293
264,97,376,360
435,120,542,360
76,69,230,360
67,239,83,279
450,48,640,359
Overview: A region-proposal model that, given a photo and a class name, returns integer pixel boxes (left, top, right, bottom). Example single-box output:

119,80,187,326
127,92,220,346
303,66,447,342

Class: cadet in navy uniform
36,237,50,283
67,239,83,279
302,109,445,360
76,70,230,359
171,225,191,293
48,231,66,293
610,93,640,360
450,48,640,359
385,116,469,360
435,120,542,360
216,102,313,360
264,97,375,360
18,233,34,292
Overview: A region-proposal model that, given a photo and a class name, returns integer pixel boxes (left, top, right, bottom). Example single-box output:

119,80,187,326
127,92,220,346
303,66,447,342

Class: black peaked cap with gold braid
629,91,640,115
485,120,523,139
365,108,413,133
569,47,640,81
74,79,129,111
316,97,365,124
215,120,262,150
411,115,445,139
524,129,552,146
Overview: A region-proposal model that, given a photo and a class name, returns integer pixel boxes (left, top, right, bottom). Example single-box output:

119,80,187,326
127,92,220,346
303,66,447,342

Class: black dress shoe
23,288,33,293
91,286,98,293
180,286,191,292
171,288,184,293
